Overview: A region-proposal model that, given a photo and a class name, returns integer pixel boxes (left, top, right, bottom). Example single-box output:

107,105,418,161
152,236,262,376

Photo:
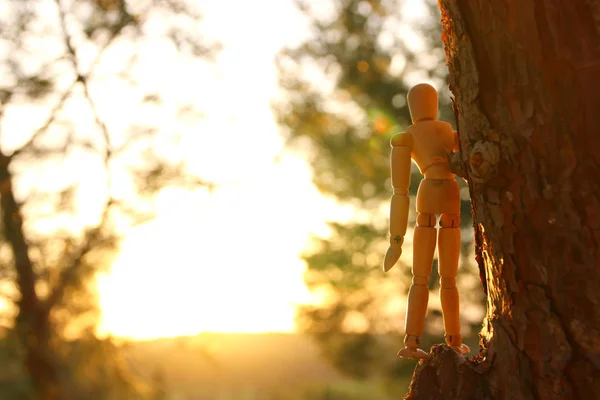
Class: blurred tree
0,0,218,399
274,0,483,391
404,1,600,399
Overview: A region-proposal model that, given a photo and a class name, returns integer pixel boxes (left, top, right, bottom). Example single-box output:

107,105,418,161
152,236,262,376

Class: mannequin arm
448,130,468,180
384,133,413,272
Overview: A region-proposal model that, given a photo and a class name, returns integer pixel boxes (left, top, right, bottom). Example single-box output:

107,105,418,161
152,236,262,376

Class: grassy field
0,331,425,399
123,333,401,400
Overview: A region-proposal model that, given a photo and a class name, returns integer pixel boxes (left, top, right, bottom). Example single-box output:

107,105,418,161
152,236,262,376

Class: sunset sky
94,0,432,340
96,0,346,339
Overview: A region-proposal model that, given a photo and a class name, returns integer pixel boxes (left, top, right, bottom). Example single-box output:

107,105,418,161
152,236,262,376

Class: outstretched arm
384,133,413,272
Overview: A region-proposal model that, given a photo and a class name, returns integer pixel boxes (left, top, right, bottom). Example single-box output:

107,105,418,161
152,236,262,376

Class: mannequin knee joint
439,213,460,228
416,213,435,227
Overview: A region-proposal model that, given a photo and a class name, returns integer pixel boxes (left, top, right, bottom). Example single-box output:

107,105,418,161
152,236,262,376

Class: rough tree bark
405,1,600,399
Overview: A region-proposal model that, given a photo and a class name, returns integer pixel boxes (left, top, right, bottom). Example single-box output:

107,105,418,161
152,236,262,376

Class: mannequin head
407,83,438,123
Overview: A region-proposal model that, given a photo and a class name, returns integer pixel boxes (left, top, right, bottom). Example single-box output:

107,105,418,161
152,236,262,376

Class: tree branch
8,79,78,159
55,0,116,200
0,150,40,320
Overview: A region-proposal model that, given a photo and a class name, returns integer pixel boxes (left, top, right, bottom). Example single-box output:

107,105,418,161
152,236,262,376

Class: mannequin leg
397,213,436,359
438,213,469,355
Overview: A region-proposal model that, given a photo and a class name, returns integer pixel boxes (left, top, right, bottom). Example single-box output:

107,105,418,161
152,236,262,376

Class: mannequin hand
383,243,402,272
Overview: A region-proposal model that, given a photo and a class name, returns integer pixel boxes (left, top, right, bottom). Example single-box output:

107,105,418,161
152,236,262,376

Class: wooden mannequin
384,83,470,359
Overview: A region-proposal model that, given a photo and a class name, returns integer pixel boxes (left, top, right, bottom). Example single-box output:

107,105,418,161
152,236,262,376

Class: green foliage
275,0,451,204
0,330,153,400
275,0,483,391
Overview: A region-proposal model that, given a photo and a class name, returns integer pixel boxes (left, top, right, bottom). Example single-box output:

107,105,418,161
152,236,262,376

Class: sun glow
95,85,361,338
96,146,347,340
93,0,339,340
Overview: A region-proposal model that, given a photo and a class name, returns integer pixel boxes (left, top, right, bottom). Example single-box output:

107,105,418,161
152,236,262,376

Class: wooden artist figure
384,83,470,359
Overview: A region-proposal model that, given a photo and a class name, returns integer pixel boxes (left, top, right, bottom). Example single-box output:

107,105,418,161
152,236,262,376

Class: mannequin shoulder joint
390,132,413,148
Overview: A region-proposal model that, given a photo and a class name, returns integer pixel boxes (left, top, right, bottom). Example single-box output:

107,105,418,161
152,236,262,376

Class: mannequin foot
445,334,470,355
398,335,429,359
397,346,429,359
451,343,470,355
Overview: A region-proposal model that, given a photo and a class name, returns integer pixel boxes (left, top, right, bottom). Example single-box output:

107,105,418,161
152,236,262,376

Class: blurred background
0,0,485,399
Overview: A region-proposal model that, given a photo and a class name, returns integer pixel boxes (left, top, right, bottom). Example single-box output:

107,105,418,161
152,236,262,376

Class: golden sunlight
96,167,314,339
94,0,332,339
96,118,352,340
95,0,400,340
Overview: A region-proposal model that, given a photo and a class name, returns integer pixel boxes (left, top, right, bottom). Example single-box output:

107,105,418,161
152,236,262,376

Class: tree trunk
0,154,62,400
406,1,600,399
